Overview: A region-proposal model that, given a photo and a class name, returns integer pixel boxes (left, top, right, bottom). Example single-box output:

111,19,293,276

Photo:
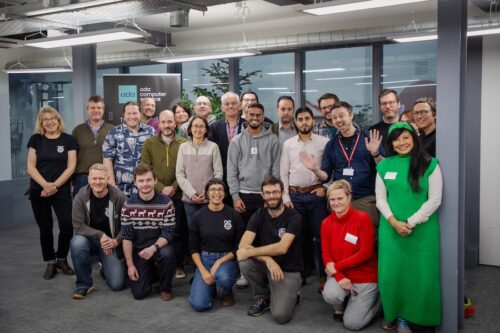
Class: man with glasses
179,95,216,138
412,97,437,157
240,90,274,125
237,177,303,324
313,92,339,140
370,89,401,148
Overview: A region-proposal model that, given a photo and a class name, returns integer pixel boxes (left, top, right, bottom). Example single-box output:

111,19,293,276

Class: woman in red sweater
321,179,379,330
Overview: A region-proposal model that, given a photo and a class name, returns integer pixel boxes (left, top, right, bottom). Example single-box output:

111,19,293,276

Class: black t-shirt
247,207,303,272
189,205,245,255
419,129,436,157
89,191,112,237
369,121,392,149
27,133,78,191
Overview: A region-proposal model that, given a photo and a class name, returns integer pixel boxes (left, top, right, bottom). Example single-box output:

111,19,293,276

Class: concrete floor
0,224,498,333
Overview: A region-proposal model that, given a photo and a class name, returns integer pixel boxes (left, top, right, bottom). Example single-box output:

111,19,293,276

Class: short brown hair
379,89,399,103
87,95,105,106
261,177,284,192
133,163,157,180
331,101,353,114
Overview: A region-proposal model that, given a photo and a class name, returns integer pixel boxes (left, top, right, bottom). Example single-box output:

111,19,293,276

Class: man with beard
121,164,176,300
227,102,281,224
280,107,329,292
313,93,339,140
302,101,383,230
370,89,401,148
272,96,297,145
140,97,160,132
141,110,188,279
237,177,303,324
103,102,155,197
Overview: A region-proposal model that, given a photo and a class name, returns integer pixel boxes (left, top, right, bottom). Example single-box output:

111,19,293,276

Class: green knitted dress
377,155,441,326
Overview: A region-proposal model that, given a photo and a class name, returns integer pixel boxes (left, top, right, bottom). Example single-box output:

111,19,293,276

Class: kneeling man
237,177,303,324
121,164,177,300
71,163,128,299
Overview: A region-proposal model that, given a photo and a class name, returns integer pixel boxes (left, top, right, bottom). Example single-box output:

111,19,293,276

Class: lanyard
338,132,361,168
226,120,238,141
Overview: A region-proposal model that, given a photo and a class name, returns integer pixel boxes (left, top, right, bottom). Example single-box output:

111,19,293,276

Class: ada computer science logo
278,228,286,238
224,220,232,230
118,85,137,104
56,146,64,153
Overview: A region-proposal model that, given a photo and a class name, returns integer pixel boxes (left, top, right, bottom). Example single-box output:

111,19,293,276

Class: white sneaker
235,274,249,289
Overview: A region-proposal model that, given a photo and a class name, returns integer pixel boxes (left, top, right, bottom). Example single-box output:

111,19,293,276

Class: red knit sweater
321,206,378,283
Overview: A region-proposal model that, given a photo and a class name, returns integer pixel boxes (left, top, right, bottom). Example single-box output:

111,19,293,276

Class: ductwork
170,9,190,28
5,14,500,69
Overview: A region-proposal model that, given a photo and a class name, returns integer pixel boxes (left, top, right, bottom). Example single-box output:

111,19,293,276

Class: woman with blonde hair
27,106,77,279
321,179,379,330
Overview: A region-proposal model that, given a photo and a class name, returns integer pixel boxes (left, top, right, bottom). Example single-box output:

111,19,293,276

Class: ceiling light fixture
392,34,437,43
467,27,500,37
315,75,372,81
4,67,73,74
152,50,259,64
302,0,432,16
303,67,345,73
23,28,150,49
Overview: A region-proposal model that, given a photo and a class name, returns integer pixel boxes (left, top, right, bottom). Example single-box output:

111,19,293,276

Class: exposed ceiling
0,0,498,64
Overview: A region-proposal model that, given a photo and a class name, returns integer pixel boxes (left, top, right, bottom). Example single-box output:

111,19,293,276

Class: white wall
0,49,16,181
479,35,500,266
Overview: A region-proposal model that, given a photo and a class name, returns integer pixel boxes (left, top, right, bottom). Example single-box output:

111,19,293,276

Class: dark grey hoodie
227,123,281,200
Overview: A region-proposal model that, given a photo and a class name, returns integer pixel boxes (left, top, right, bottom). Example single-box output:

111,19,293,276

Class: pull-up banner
103,74,181,125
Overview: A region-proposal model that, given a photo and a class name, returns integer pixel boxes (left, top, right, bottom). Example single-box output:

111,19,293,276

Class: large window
239,53,295,123
304,46,373,129
382,41,437,112
9,73,72,179
129,64,168,74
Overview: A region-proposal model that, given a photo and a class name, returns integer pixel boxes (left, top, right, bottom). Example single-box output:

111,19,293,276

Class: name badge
343,168,354,176
251,147,258,155
345,233,358,245
384,172,397,180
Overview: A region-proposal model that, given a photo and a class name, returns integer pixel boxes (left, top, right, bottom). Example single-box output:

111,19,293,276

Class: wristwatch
153,243,160,251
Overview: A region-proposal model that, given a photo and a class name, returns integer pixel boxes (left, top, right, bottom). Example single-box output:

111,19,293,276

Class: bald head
158,109,176,139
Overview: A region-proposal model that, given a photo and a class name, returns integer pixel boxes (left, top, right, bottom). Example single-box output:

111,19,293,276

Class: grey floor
0,224,498,333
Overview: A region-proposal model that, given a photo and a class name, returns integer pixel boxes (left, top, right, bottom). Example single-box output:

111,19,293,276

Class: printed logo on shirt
56,145,64,153
224,220,232,230
278,228,286,238
105,207,110,218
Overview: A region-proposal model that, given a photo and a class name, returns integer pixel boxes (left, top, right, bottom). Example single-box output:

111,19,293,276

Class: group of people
27,88,441,332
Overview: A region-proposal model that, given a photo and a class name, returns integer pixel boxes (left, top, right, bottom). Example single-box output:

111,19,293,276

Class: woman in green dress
375,122,443,333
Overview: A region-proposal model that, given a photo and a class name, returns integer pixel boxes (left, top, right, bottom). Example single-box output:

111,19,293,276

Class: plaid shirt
313,121,337,140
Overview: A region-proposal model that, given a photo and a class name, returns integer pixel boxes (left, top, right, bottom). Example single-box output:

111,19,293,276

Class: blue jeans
70,235,125,291
72,174,88,198
184,202,204,228
290,190,328,277
189,251,239,312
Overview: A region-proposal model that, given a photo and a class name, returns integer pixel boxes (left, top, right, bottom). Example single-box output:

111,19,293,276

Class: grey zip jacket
72,184,128,256
227,123,281,201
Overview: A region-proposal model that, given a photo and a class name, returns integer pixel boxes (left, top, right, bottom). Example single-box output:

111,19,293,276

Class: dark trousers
239,193,265,224
72,174,88,198
172,198,188,268
29,188,73,262
130,245,176,300
290,190,328,277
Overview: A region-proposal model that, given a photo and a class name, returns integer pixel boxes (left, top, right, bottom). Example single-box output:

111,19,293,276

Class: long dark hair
386,128,431,192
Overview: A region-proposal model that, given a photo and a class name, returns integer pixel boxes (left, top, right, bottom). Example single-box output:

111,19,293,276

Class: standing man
141,109,188,279
237,177,303,324
313,93,339,140
370,89,400,148
412,97,437,157
72,95,114,197
121,164,177,300
302,101,383,228
240,90,259,121
280,107,329,292
227,102,281,224
179,96,216,138
210,91,245,204
140,97,160,132
272,96,297,145
102,101,155,197
70,163,127,299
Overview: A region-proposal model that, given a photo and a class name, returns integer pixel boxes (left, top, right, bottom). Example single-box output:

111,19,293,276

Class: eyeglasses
263,190,282,197
242,98,257,103
196,101,209,106
412,110,430,117
320,104,334,111
42,117,57,123
191,125,206,129
208,188,224,193
380,100,398,107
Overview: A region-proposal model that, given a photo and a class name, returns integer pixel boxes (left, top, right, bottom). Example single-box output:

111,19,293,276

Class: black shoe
72,286,94,299
333,311,344,322
43,263,57,280
247,298,270,316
